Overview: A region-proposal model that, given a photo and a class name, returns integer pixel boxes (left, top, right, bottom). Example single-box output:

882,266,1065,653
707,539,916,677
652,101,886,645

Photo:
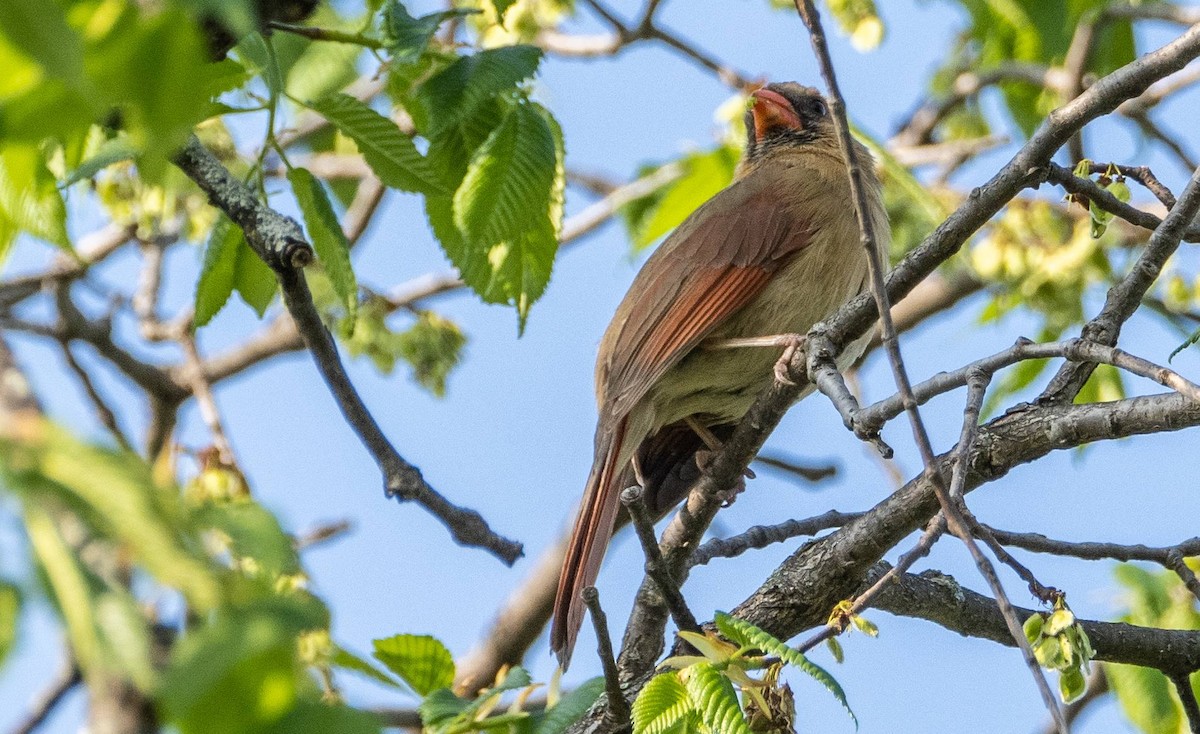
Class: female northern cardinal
551,82,889,667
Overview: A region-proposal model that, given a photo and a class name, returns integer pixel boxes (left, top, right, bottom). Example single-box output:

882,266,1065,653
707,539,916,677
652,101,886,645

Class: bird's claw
773,336,807,386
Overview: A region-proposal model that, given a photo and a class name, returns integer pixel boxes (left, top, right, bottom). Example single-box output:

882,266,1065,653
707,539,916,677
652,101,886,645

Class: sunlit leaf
417,45,542,136
372,634,455,696
533,677,604,734
632,671,692,734
289,167,357,320
681,662,751,734
714,611,856,725
307,93,448,195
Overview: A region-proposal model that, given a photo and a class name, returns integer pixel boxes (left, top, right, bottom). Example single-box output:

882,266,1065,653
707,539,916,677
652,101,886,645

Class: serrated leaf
383,2,477,64
632,672,692,734
372,634,454,696
288,167,357,320
453,103,555,245
417,45,542,136
307,93,447,195
682,663,751,734
534,677,604,734
437,102,561,328
0,144,70,251
714,612,856,726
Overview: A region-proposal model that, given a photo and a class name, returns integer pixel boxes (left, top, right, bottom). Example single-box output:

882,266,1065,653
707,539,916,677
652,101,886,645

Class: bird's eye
809,99,828,117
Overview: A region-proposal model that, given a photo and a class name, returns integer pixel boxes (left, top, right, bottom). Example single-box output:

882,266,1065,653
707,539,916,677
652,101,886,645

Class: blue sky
3,0,1200,731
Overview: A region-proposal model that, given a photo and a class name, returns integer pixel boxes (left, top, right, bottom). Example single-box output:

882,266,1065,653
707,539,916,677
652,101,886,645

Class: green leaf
826,637,844,664
632,672,693,734
234,238,279,316
161,596,328,734
0,580,18,668
417,45,542,136
263,701,383,734
372,634,455,696
444,102,560,327
395,311,466,396
1106,663,1180,734
60,136,137,187
0,0,85,88
23,505,103,675
0,144,70,251
419,688,470,727
714,612,856,726
88,8,213,174
195,218,277,326
288,167,357,319
534,677,604,734
307,93,448,195
239,33,284,97
285,39,362,105
382,2,478,64
681,662,751,734
94,591,156,691
629,145,738,250
332,646,404,690
453,103,555,245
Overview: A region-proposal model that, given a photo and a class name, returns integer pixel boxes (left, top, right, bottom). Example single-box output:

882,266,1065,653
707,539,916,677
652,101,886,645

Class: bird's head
743,82,832,161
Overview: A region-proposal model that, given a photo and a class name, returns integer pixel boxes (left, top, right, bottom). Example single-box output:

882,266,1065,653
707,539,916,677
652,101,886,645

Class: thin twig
581,586,631,730
982,526,1200,602
10,660,81,734
180,330,237,467
294,519,354,551
58,341,133,452
689,510,862,567
621,486,700,635
1169,670,1200,733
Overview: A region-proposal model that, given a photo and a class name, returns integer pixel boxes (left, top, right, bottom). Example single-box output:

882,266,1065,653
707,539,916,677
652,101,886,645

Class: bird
550,82,889,668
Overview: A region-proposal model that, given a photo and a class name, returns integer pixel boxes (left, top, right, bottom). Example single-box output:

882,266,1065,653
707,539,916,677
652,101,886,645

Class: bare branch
689,510,862,568
868,565,1200,674
173,136,523,565
582,587,631,731
620,486,700,636
9,659,81,734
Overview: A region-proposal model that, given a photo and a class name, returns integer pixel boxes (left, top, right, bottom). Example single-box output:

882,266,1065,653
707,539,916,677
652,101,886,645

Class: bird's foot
694,448,754,507
772,335,808,386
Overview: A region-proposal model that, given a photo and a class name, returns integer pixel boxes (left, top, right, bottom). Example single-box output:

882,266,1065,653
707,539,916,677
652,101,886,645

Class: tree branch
173,136,523,565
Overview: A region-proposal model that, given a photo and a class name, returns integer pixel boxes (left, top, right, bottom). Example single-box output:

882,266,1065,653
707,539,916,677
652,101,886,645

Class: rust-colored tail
551,418,629,669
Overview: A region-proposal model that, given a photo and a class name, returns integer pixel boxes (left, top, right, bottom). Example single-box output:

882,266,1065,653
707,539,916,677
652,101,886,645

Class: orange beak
750,88,803,139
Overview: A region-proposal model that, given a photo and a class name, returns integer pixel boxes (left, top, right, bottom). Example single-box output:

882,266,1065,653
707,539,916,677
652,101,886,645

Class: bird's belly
646,236,870,430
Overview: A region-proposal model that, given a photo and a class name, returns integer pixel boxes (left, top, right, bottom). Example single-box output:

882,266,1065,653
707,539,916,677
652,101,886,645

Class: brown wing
598,170,813,420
